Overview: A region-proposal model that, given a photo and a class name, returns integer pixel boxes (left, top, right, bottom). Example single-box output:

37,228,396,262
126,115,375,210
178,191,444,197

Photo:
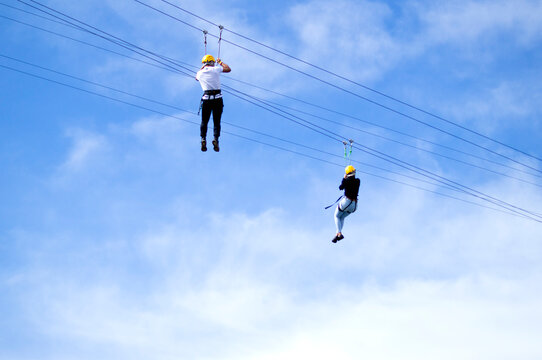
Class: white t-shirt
196,65,223,91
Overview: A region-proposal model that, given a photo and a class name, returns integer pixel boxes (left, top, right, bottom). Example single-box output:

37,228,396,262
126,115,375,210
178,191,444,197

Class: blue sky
2,0,542,359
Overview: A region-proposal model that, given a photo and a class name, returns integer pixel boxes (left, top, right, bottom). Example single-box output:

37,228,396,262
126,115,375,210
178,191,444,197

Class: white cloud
8,174,542,359
22,266,542,360
286,0,400,82
279,0,542,134
5,4,542,353
282,0,542,84
240,275,542,360
442,81,542,132
60,128,107,172
130,113,193,139
418,0,542,47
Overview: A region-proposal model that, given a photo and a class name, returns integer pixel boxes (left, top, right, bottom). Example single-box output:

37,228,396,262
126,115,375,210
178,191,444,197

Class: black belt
204,90,221,95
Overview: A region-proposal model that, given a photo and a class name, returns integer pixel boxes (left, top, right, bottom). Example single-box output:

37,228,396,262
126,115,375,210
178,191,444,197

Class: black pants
200,97,224,140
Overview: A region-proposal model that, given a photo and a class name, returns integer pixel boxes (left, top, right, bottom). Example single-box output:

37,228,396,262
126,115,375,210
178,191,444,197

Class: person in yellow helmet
195,54,231,152
332,165,360,243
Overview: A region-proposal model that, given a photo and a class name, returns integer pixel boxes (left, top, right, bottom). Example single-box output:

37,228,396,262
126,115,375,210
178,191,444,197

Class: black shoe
332,235,339,243
337,234,344,241
201,139,207,152
212,139,219,152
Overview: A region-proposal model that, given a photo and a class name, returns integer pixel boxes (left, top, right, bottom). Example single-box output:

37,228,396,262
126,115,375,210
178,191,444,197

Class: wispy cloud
3,3,542,359
283,0,542,82
7,159,542,358
286,0,400,82
60,128,107,172
441,80,542,132
417,0,542,47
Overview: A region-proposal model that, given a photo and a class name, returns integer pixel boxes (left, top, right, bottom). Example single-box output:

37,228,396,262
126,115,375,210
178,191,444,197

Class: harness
202,89,222,100
338,197,357,213
325,195,357,211
198,89,222,114
325,195,343,210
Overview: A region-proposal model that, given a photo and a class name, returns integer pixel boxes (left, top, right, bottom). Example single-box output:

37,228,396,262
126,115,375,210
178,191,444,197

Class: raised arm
216,58,231,73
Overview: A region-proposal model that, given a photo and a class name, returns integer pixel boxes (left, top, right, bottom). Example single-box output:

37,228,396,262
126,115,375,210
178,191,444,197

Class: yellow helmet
345,165,356,174
201,54,215,63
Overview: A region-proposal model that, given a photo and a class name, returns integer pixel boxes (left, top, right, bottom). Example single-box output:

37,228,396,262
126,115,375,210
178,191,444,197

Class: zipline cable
16,0,197,78
223,86,542,221
5,5,542,219
8,2,346,147
132,0,542,174
0,53,195,115
13,0,538,187
0,51,461,192
351,142,542,222
156,0,542,164
226,84,542,221
0,12,198,75
1,61,535,222
5,43,529,213
46,54,489,191
5,3,539,180
0,1,80,31
222,75,542,179
0,64,457,199
252,97,542,188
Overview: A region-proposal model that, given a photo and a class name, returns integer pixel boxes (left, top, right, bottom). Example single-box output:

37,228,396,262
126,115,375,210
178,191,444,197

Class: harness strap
325,195,343,210
217,25,224,59
338,198,356,212
201,94,223,100
199,92,222,112
203,30,208,54
343,139,354,165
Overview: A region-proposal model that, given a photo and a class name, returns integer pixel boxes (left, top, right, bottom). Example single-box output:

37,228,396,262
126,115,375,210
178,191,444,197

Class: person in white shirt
195,54,231,152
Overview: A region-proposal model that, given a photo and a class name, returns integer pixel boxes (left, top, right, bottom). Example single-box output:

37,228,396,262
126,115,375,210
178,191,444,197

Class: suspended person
332,165,360,243
195,54,231,152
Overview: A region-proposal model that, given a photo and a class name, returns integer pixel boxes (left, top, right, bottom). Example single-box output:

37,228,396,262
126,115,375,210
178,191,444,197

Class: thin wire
223,87,460,190
0,2,198,72
351,142,542,222
0,1,80,31
253,98,542,188
15,0,196,79
211,39,542,175
6,3,539,182
224,85,542,221
156,0,542,164
223,75,542,179
0,14,194,79
16,0,194,76
0,64,446,197
223,87,542,221
133,0,542,174
1,52,468,194
0,62,535,222
0,53,196,115
7,3,542,220
0,12,197,77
